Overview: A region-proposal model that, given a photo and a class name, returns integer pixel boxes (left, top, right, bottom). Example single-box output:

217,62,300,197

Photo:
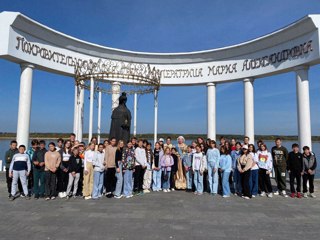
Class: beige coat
104,145,117,169
45,151,61,172
237,154,253,172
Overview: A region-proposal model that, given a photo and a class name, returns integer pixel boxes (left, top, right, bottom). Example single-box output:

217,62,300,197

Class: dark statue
109,92,132,143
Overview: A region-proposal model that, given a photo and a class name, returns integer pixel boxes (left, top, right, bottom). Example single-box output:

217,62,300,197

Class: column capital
294,65,309,72
243,77,254,83
206,82,216,87
20,63,35,69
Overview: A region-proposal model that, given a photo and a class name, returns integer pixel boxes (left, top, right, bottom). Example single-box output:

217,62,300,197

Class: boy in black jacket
66,147,82,198
287,143,303,198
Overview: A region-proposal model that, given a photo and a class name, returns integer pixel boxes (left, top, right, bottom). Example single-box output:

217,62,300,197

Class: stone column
295,66,312,150
154,90,158,145
244,78,255,144
16,63,34,148
133,93,137,136
88,77,94,143
207,83,216,140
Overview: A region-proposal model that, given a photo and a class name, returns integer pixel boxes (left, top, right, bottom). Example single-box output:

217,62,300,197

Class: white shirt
134,147,147,166
84,150,96,171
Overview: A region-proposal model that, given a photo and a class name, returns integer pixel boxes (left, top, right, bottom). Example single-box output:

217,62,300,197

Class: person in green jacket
4,140,20,197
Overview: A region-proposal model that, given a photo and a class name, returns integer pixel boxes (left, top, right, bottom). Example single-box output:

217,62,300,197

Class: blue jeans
193,170,204,193
92,171,104,199
221,171,231,196
152,169,162,191
162,170,171,190
114,163,123,197
185,169,193,190
207,161,218,194
123,170,133,196
233,168,242,194
249,169,259,196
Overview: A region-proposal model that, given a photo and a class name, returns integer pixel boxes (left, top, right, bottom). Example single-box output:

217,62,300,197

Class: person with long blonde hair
114,140,125,199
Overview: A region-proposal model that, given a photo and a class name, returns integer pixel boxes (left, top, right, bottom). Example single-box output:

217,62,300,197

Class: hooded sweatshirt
255,150,273,172
302,152,317,175
271,146,288,170
287,151,303,173
237,154,253,172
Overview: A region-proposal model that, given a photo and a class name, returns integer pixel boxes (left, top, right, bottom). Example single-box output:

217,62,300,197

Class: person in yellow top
237,145,253,199
44,142,61,200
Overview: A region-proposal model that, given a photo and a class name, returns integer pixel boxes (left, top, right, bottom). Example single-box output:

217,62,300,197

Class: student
302,146,317,198
152,142,163,192
231,142,242,195
134,139,147,195
103,139,109,149
191,141,197,153
230,138,236,151
114,140,124,199
243,136,250,145
26,139,39,196
158,138,165,150
122,141,136,198
238,145,253,199
219,145,232,198
32,140,47,199
143,143,153,193
219,136,226,147
164,137,175,150
104,138,117,198
56,138,64,152
271,138,289,197
170,147,179,191
76,142,85,197
4,140,19,198
66,147,82,199
192,145,207,195
287,143,303,198
69,133,76,147
83,142,96,200
58,140,71,198
160,147,174,192
9,145,31,201
90,136,98,151
92,144,105,200
131,137,138,149
206,140,220,195
182,146,193,192
44,142,61,200
248,144,259,197
255,143,273,197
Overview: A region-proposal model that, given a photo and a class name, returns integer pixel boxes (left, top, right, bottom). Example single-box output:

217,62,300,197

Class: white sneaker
260,192,266,197
252,195,256,198
143,189,150,193
163,189,167,193
63,192,67,198
274,191,279,195
310,193,316,198
125,195,133,199
281,190,288,197
267,193,273,198
303,193,308,198
243,196,250,200
114,195,122,199
84,196,92,200
171,188,175,191
58,192,63,198
222,195,230,198
167,189,171,192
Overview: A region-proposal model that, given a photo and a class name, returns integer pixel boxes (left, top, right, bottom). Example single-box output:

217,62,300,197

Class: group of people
4,133,317,201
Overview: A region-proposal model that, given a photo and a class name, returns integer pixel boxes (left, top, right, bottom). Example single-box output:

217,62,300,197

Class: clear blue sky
0,0,320,136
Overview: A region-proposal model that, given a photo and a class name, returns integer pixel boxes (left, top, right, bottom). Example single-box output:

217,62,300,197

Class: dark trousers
170,170,177,189
105,168,116,193
45,171,57,198
134,165,145,192
241,170,252,198
28,169,34,193
57,170,69,192
6,167,22,194
303,173,314,193
274,166,286,191
289,171,301,193
77,167,84,196
258,169,272,193
33,169,45,197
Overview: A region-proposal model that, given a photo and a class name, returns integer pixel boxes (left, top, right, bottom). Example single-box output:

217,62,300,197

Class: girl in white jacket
192,145,207,195
255,143,273,197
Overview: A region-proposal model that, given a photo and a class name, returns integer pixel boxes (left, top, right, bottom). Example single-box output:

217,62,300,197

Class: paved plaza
0,173,319,240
